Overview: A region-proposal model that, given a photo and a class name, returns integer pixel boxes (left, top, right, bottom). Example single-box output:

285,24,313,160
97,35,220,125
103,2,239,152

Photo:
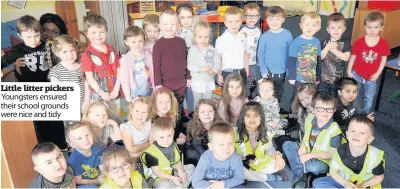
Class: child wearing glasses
283,92,342,183
240,3,262,99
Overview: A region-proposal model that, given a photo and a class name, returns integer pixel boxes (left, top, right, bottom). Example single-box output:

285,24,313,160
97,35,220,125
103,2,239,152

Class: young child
143,14,160,54
120,96,153,174
48,35,89,112
141,117,194,188
254,79,288,137
151,87,179,124
216,6,249,87
290,84,317,135
313,116,385,188
192,121,244,189
218,72,248,126
319,13,351,96
258,6,293,101
187,21,220,108
235,101,287,183
1,15,50,82
120,25,154,102
184,99,220,165
287,12,322,86
29,142,76,188
83,101,122,148
81,14,121,121
152,10,190,118
66,122,105,188
347,12,390,114
177,3,196,49
100,146,148,189
240,3,262,98
283,92,342,179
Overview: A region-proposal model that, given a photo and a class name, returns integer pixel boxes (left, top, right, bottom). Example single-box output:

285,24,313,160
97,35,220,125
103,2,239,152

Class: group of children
0,2,389,189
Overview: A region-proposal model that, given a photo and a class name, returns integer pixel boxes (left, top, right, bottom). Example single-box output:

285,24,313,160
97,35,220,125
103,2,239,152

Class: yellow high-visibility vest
100,170,143,189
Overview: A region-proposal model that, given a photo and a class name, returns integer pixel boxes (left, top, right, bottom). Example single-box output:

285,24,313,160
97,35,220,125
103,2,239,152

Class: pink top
120,51,155,101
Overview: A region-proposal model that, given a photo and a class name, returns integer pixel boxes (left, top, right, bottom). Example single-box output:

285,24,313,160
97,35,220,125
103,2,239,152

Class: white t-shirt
215,31,246,70
120,121,151,145
240,26,261,65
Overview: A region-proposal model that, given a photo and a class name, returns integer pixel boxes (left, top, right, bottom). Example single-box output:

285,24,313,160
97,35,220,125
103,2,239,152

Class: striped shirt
48,63,84,109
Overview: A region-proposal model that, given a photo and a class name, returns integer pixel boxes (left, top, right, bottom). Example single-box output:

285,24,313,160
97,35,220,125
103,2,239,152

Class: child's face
244,109,261,131
346,121,374,147
194,26,210,48
224,14,242,34
259,82,274,100
56,44,77,64
125,35,144,52
178,9,194,28
208,133,235,161
244,9,260,27
153,128,174,147
327,21,346,40
34,148,67,180
159,14,179,38
267,15,285,31
364,21,383,38
228,80,243,99
19,30,41,48
156,93,172,115
68,126,94,150
312,100,335,123
339,84,358,105
130,102,149,123
107,156,132,187
198,104,215,127
298,91,313,109
86,25,107,45
299,19,320,37
144,25,160,42
87,106,109,128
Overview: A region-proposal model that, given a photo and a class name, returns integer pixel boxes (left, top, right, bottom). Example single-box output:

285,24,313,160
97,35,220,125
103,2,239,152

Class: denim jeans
313,176,344,188
185,88,195,113
282,141,329,178
352,71,377,114
247,64,261,98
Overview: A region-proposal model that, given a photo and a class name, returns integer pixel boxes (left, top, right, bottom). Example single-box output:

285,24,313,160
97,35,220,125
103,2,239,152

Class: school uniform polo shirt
215,31,246,70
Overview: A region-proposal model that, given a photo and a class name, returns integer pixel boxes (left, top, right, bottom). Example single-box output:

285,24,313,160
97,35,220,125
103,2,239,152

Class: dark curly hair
39,13,68,35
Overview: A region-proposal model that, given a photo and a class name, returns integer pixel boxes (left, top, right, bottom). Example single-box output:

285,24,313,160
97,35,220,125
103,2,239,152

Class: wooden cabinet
1,121,37,188
56,1,79,40
352,8,400,48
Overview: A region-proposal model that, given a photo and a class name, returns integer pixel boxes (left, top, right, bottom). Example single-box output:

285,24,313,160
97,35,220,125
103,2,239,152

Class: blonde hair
83,14,108,32
46,35,83,69
65,121,93,143
224,7,243,21
301,12,321,25
152,117,174,131
291,84,317,114
17,15,41,34
243,3,260,15
123,25,145,41
152,87,179,123
82,100,108,121
364,12,385,26
128,96,153,121
194,21,212,40
103,147,134,173
143,14,159,30
160,10,178,22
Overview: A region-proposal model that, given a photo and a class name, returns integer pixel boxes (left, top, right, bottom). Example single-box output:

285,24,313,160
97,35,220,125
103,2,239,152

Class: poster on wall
319,0,357,18
140,0,156,13
7,0,27,9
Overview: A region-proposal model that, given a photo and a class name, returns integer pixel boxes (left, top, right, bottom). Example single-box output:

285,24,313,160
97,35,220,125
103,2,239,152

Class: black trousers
34,121,68,149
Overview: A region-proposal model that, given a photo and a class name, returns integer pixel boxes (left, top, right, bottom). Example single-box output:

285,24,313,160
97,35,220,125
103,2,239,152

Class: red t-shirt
81,44,120,92
352,37,390,79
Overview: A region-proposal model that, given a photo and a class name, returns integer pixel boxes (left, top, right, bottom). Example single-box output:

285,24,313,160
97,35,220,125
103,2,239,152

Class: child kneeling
313,116,384,188
141,117,194,188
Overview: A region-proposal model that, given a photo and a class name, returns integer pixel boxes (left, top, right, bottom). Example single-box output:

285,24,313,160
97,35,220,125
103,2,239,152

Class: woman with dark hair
39,13,68,40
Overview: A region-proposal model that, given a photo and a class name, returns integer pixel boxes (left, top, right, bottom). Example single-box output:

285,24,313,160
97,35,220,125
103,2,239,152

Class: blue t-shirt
288,36,321,84
192,149,244,189
68,145,103,179
257,28,293,75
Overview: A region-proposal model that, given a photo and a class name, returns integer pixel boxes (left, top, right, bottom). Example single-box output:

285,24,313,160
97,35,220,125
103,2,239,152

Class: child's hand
217,73,224,86
186,79,191,88
171,176,183,186
370,72,380,81
207,69,215,75
344,181,357,189
347,70,355,78
100,91,111,101
200,66,211,73
289,80,295,85
299,153,312,164
177,168,187,181
245,67,250,77
367,112,375,122
208,180,224,189
110,89,119,100
246,52,251,59
96,174,105,184
15,57,25,67
298,145,306,156
176,133,186,145
327,41,338,51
